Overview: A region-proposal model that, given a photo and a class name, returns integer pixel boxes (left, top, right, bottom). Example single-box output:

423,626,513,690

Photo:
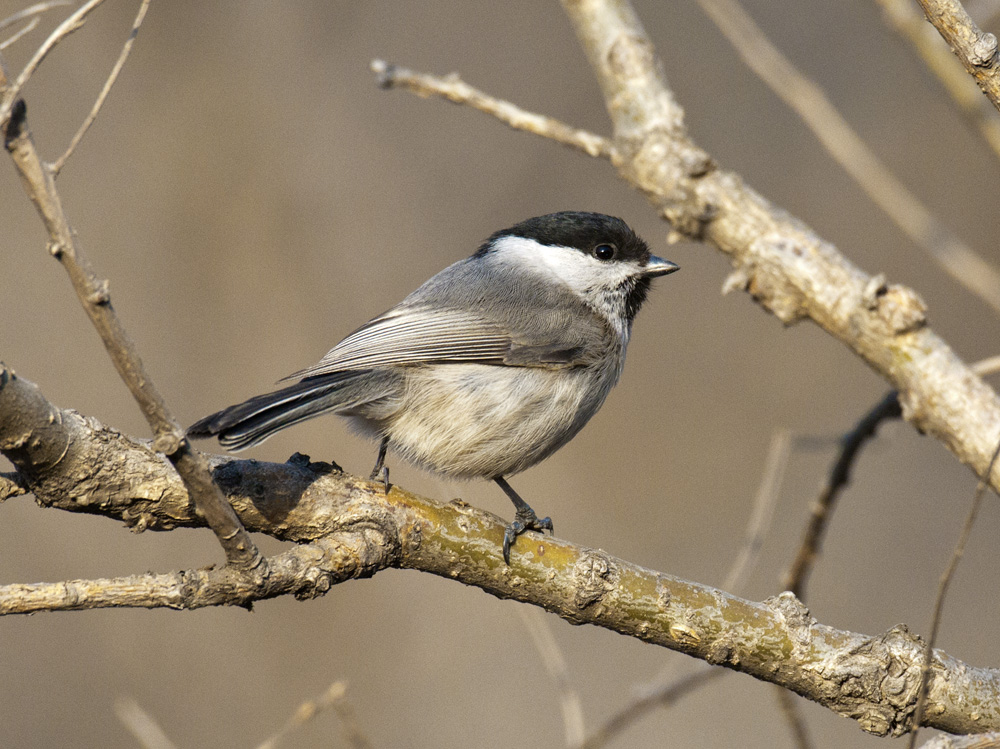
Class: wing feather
283,303,604,382
284,307,514,380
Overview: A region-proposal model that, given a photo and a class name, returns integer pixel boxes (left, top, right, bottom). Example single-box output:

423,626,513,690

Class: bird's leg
494,476,553,564
369,436,390,492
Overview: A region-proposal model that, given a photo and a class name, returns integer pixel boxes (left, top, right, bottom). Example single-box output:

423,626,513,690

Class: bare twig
579,669,721,749
783,355,1000,600
875,0,1000,159
1,17,40,51
775,687,815,749
517,606,585,747
723,427,791,592
908,436,1000,747
0,0,107,128
257,681,372,749
114,698,178,749
50,0,151,175
1,61,261,568
914,0,1000,114
971,355,1000,377
0,2,71,33
783,391,902,598
698,0,1000,316
371,59,613,159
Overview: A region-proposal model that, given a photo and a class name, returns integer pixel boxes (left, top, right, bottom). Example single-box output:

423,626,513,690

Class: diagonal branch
0,80,260,569
915,0,1000,114
371,60,613,158
50,0,151,175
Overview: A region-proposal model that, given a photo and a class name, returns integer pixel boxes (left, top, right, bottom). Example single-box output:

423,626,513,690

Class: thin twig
775,687,815,749
1,62,262,568
914,0,1000,114
114,697,178,749
517,606,586,748
257,681,372,749
908,435,1000,747
371,59,614,159
0,0,107,128
875,0,1000,160
50,0,151,175
783,356,1000,599
0,17,40,51
579,669,721,749
783,391,902,598
723,427,791,592
698,0,1000,317
0,1,71,33
971,355,1000,377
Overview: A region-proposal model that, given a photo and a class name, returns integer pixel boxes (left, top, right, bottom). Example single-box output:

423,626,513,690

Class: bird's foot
502,508,553,564
369,464,390,493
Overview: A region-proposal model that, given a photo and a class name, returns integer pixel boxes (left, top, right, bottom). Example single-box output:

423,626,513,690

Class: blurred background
3,1,1000,746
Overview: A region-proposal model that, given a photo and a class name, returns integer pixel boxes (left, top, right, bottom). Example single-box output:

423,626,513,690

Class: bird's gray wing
283,304,601,382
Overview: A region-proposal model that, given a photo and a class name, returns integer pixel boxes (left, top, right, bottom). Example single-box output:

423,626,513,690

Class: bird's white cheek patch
490,236,639,296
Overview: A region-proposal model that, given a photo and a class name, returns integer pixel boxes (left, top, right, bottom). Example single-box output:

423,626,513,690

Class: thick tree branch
2,369,1000,738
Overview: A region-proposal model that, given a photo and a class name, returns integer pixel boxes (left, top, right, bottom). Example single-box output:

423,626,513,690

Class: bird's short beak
644,255,681,277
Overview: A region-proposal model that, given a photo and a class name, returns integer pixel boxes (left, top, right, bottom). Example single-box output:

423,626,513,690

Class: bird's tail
188,373,361,451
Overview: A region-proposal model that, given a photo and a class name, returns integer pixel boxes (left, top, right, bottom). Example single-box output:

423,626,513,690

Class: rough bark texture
1,366,999,737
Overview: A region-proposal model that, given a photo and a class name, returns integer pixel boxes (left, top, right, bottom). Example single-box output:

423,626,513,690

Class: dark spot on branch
4,98,27,147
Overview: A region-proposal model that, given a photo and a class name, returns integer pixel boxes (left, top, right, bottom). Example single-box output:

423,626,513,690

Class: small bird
189,212,678,562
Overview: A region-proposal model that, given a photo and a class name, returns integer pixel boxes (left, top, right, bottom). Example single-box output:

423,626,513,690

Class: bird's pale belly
348,363,615,479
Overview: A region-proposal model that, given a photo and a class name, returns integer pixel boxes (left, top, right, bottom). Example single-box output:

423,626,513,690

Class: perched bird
189,212,679,562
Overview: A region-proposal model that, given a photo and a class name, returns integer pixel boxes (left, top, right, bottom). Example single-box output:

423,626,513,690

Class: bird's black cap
478,211,652,265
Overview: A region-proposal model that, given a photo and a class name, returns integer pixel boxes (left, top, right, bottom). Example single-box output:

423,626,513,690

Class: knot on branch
614,131,716,237
606,33,655,80
972,32,999,67
732,234,813,324
861,275,927,336
572,549,618,611
765,591,815,661
822,624,925,737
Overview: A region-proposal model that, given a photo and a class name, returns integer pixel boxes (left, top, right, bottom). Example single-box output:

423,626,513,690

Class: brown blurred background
3,1,1000,746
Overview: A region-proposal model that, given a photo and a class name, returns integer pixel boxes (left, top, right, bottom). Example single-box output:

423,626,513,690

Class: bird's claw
502,509,554,564
369,465,390,493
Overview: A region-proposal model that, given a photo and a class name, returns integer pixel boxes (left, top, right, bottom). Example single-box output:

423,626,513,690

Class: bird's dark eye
594,243,617,261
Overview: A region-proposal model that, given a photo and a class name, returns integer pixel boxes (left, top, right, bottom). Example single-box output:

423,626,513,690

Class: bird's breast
379,360,620,479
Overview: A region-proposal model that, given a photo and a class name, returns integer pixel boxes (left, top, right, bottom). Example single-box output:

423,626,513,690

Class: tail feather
188,374,357,451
